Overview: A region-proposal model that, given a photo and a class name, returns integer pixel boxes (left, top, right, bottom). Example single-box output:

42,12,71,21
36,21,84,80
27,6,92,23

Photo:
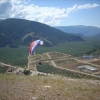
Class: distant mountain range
0,18,83,47
54,25,100,37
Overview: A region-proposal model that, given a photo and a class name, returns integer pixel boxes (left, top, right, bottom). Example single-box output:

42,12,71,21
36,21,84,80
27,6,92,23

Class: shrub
23,69,30,75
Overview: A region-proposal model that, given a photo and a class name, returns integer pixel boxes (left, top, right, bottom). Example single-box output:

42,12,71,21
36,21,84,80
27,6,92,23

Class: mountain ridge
0,18,83,47
54,25,100,37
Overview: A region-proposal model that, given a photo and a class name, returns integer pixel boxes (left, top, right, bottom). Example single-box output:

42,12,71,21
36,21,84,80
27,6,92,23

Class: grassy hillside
0,18,83,47
0,74,100,100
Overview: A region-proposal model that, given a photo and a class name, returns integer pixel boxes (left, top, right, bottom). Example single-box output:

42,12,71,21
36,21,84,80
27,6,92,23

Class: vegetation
23,69,31,75
0,74,100,100
0,18,83,47
0,47,29,67
36,40,100,56
0,18,100,68
1,18,100,100
0,66,9,73
0,37,100,67
36,64,100,80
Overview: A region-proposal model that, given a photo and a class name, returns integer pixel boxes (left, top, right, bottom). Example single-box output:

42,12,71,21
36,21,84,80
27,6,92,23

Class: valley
0,1,100,99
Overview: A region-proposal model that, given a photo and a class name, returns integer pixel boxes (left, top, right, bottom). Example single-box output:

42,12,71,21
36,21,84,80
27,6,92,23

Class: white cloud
0,0,99,25
77,3,100,9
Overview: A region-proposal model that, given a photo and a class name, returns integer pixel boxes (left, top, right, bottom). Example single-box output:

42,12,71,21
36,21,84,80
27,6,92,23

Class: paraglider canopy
29,39,43,55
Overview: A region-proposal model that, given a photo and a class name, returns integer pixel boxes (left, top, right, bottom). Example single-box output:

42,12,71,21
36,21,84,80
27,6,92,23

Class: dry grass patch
90,59,100,65
48,52,71,59
0,74,100,100
55,59,83,70
29,53,49,62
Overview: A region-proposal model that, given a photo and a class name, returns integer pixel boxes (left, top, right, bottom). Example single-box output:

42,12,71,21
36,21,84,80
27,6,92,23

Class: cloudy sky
0,0,100,27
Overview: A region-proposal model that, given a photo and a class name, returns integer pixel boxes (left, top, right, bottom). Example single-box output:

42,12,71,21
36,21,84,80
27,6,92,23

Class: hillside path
0,62,16,67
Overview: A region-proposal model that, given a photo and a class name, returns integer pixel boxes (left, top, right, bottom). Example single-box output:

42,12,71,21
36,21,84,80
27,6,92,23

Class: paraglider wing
39,40,43,45
30,40,43,55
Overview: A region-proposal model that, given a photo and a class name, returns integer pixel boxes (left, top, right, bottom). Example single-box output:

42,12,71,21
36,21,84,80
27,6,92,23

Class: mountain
95,32,100,38
0,18,83,47
54,25,100,37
